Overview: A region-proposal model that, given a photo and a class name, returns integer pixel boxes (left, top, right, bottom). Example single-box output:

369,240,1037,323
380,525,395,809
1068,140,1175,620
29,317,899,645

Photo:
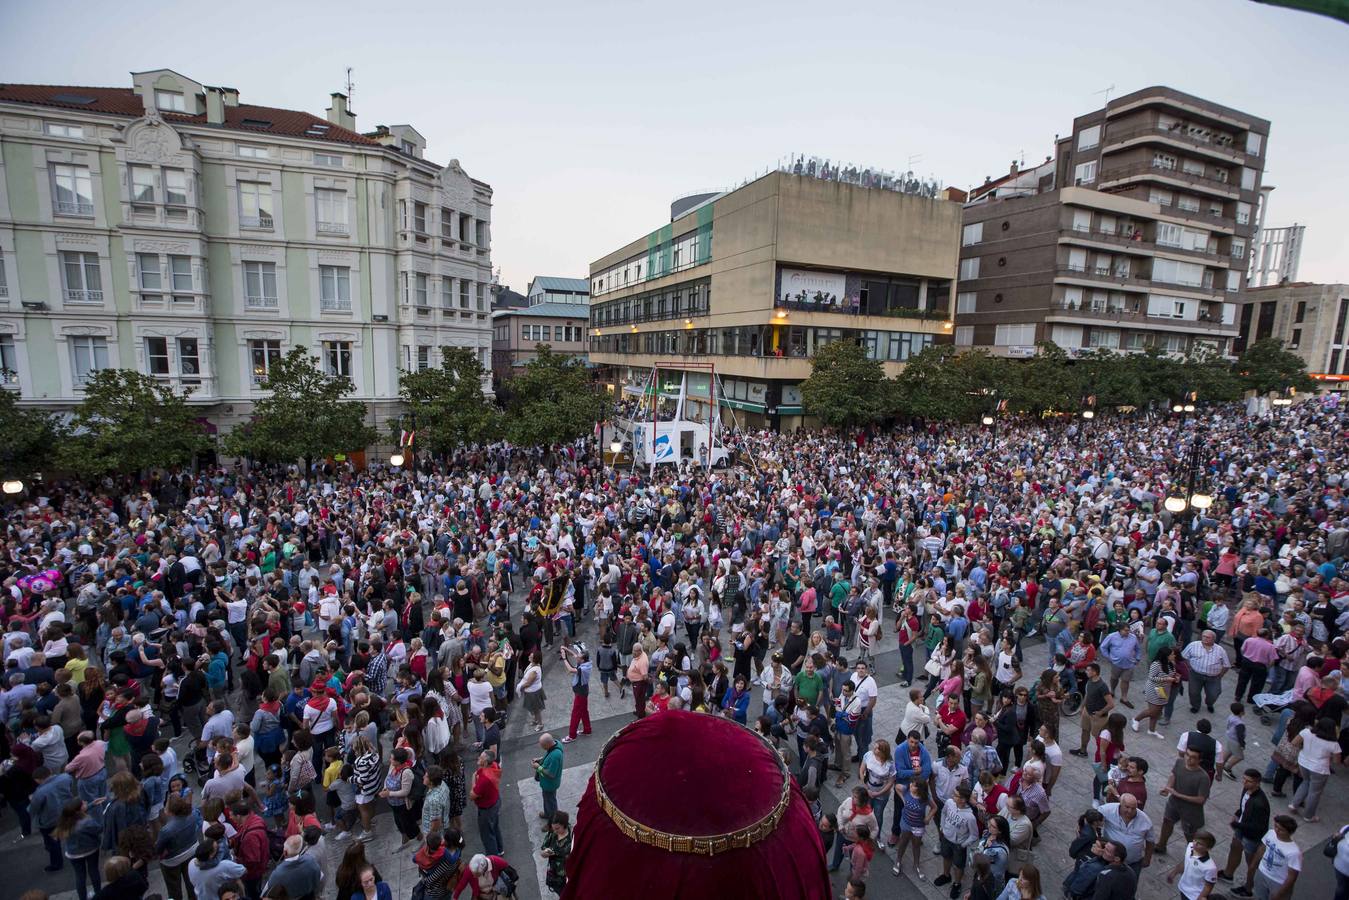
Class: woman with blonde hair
100,771,146,852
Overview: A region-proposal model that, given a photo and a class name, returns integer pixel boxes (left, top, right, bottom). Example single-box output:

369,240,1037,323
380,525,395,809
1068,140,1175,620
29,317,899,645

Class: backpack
494,864,520,896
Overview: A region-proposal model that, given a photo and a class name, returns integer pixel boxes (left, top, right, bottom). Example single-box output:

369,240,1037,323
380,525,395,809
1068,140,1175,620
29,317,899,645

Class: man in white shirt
1167,831,1218,900
848,661,879,759
1236,815,1300,900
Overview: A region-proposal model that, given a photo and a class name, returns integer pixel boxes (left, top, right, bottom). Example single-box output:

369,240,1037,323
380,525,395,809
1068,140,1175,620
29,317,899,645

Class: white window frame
51,163,94,216
239,181,273,229
954,325,974,346
237,145,268,159
70,335,109,384
45,122,84,139
315,189,348,234
961,222,983,246
146,336,170,376
1074,161,1097,185
322,340,352,379
249,339,282,385
413,202,427,233
0,335,19,385
956,292,977,314
155,90,186,112
415,273,429,307
178,337,200,379
416,345,430,371
959,257,980,280
129,165,156,204
1245,133,1262,157
1077,125,1101,151
60,251,103,303
243,261,278,308
313,153,344,168
441,277,454,309
137,253,162,296
164,168,189,207
1241,167,1257,191
319,265,352,311
168,255,193,293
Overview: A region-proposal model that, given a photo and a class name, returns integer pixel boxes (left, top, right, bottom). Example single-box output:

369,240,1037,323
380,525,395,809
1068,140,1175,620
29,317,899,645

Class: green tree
1179,344,1243,402
800,339,887,427
57,369,207,476
223,347,376,470
395,347,501,457
503,345,609,446
1073,348,1147,409
1005,342,1080,415
1234,338,1316,394
891,346,1009,421
0,389,61,482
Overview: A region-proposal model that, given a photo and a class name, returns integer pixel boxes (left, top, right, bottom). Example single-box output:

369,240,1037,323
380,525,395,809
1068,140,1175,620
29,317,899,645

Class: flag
400,430,415,448
995,399,1008,412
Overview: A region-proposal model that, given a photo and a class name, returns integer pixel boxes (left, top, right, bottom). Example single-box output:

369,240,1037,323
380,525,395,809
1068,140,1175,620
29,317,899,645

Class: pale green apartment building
0,68,494,444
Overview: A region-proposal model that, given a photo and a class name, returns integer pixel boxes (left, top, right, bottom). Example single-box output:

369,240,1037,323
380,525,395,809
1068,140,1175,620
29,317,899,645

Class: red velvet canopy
561,710,830,899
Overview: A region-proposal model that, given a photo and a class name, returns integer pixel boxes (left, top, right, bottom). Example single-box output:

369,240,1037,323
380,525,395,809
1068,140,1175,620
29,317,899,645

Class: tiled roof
0,83,379,146
529,276,591,294
492,302,590,319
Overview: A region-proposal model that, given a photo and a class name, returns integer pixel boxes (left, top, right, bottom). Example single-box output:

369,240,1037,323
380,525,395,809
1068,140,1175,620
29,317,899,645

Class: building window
415,273,429,307
320,266,351,311
130,165,156,204
51,163,94,216
164,168,188,207
1226,270,1241,293
244,261,278,308
1241,167,1257,191
1074,161,1097,185
1245,133,1262,156
249,339,281,385
994,323,1036,346
1087,329,1121,349
440,208,455,239
146,337,170,376
1077,125,1101,151
460,280,471,309
168,255,193,292
155,90,186,112
413,202,427,233
178,338,199,379
0,335,18,384
401,139,416,155
1153,152,1177,171
1294,301,1306,324
70,336,109,384
441,277,454,309
60,251,103,303
323,340,352,378
956,292,977,314
45,122,84,139
1155,223,1183,248
959,258,980,280
1290,328,1301,350
1230,238,1247,260
315,189,348,234
239,181,273,229
416,346,430,371
314,153,343,168
137,253,162,300
961,223,983,246
541,326,551,342
954,325,974,346
237,145,268,159
0,259,7,300
476,283,486,311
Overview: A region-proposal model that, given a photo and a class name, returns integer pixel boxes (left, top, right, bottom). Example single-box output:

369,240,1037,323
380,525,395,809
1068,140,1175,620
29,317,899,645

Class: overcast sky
3,0,1344,292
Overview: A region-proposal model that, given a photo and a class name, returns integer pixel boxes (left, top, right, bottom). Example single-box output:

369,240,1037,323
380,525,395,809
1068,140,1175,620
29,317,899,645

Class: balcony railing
1055,265,1150,288
0,284,8,299
1051,297,1234,331
316,221,349,235
1100,161,1239,195
320,298,352,312
1103,123,1243,158
65,289,104,303
246,295,279,309
54,199,94,216
240,213,274,230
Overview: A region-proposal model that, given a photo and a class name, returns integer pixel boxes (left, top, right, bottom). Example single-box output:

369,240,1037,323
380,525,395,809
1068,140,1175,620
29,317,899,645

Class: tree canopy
0,388,61,482
395,347,501,456
799,339,887,427
223,347,376,468
1235,338,1316,394
57,369,207,476
501,345,609,446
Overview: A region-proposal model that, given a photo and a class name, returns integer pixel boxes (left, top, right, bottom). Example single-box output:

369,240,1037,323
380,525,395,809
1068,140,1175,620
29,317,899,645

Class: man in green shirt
534,733,564,827
1146,619,1176,664
794,657,825,710
829,572,850,613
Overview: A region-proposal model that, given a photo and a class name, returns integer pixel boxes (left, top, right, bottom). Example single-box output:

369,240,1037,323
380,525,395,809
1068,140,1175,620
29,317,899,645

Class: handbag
1324,828,1345,859
925,656,943,677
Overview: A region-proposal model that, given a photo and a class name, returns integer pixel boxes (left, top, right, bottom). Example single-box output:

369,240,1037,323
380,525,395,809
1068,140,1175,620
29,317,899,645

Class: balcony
1151,197,1234,230
0,284,8,300
320,298,352,313
1102,123,1244,163
316,221,349,236
54,199,94,217
1055,264,1150,291
150,375,216,400
1099,161,1239,199
1050,298,1235,332
240,213,274,230
246,295,279,310
64,289,104,304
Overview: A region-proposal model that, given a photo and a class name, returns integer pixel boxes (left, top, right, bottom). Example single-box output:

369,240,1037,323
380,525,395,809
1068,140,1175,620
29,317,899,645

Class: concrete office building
955,87,1269,359
588,166,961,430
1236,282,1349,390
490,276,590,377
0,69,494,444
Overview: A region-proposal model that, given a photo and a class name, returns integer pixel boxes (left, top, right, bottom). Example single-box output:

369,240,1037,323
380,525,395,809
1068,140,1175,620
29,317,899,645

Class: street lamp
981,415,994,426
389,452,405,468
2,479,22,495
1271,396,1293,407
1081,410,1095,420
609,439,622,455
1164,495,1187,513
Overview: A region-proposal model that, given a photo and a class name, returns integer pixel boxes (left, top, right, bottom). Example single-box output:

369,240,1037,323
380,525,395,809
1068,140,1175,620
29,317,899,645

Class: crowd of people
0,399,1346,900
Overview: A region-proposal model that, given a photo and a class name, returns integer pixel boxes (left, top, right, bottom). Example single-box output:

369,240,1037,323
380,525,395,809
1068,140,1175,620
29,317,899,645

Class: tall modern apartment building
954,87,1269,358
0,69,494,438
587,167,961,431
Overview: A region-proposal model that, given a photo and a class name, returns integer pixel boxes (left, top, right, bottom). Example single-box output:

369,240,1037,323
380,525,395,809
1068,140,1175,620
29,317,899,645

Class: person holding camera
560,644,592,744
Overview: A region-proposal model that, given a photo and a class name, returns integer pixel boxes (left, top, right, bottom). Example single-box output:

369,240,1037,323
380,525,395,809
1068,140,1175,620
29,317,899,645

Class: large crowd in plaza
1,398,1347,900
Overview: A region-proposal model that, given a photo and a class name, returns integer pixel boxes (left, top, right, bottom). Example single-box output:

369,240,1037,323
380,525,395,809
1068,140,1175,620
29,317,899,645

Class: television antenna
345,67,355,109
1094,84,1115,106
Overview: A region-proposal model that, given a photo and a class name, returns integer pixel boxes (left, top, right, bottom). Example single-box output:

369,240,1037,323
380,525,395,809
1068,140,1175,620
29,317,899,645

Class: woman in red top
452,853,513,898
1092,712,1127,804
